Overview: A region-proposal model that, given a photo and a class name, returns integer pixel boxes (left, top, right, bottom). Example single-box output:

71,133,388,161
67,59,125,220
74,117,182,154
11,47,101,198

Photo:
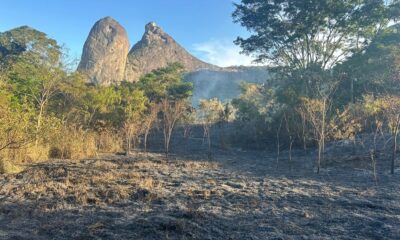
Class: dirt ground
0,148,399,240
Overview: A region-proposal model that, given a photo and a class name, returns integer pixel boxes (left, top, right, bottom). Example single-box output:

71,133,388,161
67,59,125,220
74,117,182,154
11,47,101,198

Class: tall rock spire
78,17,129,85
125,22,218,82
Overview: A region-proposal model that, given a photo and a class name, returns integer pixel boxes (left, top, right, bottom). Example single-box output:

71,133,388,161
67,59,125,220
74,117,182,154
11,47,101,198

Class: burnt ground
0,143,399,240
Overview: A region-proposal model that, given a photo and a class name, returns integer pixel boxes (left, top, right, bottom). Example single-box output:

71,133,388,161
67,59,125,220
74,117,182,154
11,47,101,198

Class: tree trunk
320,99,327,173
289,136,293,172
392,131,398,174
317,140,322,174
144,129,149,153
164,126,172,157
126,131,132,155
35,102,45,147
276,117,283,169
205,125,212,160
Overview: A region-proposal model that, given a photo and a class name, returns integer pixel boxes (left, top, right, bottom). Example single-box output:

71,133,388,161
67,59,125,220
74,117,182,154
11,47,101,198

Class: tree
138,63,192,102
337,24,400,103
119,86,147,154
232,82,283,149
138,63,193,155
233,0,393,70
198,98,225,159
0,26,61,68
7,60,65,146
142,103,160,153
299,75,338,174
0,74,33,154
218,102,235,149
300,97,330,173
233,0,397,114
365,95,400,174
1,26,65,147
160,99,188,156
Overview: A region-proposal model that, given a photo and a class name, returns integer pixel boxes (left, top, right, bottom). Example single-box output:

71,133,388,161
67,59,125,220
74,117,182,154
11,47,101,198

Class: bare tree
198,99,225,160
300,97,332,173
276,116,284,169
160,99,188,156
123,114,142,155
380,96,400,174
142,103,160,153
283,112,295,171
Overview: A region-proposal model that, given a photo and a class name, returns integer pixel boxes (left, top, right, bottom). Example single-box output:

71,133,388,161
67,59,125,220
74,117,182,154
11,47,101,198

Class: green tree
232,82,283,149
138,63,192,103
139,63,193,155
118,82,147,154
1,26,65,147
0,73,34,154
0,26,61,68
337,24,400,103
233,0,397,108
233,0,393,70
7,59,65,146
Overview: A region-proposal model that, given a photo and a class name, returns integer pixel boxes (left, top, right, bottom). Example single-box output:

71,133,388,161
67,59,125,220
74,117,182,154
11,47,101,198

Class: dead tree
142,103,160,153
160,99,187,157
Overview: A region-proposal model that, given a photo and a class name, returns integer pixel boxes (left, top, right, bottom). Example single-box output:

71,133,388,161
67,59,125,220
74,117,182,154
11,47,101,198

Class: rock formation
125,22,218,82
77,17,269,100
78,17,129,85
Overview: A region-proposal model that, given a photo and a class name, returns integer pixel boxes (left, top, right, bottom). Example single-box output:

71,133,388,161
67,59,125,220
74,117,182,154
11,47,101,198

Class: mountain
77,17,269,103
78,17,129,86
125,22,219,82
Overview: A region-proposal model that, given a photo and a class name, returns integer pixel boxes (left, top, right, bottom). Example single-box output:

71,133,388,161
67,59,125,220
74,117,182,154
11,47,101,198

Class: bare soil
0,149,399,240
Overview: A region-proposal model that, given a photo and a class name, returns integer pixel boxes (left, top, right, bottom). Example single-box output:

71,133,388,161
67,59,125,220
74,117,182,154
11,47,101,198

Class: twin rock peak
78,16,217,86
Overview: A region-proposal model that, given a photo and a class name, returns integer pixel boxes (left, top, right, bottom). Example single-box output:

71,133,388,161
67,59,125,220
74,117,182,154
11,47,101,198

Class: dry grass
139,177,155,189
96,131,123,153
0,159,24,174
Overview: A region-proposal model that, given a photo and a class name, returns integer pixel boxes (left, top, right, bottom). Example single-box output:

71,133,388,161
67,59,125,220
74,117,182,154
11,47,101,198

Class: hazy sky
0,0,255,67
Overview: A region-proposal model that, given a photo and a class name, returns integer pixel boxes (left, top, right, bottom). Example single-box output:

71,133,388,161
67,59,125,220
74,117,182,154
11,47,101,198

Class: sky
0,0,256,67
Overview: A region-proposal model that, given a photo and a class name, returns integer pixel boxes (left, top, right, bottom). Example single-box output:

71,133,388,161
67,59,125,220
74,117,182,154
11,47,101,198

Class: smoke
186,67,269,107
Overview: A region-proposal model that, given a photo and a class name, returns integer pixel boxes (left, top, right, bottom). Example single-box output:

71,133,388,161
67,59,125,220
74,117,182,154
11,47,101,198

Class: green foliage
0,26,61,68
337,24,400,103
138,63,192,102
363,95,400,134
233,83,283,125
198,98,225,125
233,0,393,70
231,82,284,148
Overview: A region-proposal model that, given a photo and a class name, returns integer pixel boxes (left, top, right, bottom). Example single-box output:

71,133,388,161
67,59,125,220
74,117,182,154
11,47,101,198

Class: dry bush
0,145,49,171
0,158,24,174
0,144,50,174
49,127,97,160
96,131,123,153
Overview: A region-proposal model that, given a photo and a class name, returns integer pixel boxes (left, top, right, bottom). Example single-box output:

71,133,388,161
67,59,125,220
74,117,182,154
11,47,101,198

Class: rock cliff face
125,22,218,82
78,17,129,85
